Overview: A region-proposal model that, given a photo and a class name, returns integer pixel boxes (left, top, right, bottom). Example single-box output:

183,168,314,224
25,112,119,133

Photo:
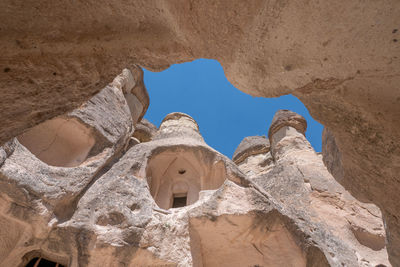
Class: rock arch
146,149,227,209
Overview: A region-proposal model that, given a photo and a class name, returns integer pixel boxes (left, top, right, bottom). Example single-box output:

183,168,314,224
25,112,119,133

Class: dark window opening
172,195,187,208
26,257,65,267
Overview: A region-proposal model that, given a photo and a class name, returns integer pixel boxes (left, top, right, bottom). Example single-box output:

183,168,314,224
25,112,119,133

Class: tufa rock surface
237,110,390,266
232,135,270,165
0,69,391,267
322,128,345,184
1,2,400,265
132,119,158,143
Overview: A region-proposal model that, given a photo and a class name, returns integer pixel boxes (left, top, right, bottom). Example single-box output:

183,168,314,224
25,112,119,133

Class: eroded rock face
0,80,391,267
236,110,390,267
1,2,400,265
232,135,270,165
132,119,157,143
0,68,145,266
322,128,344,184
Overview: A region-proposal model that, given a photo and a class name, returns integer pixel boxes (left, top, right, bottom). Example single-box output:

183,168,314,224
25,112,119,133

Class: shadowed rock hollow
17,117,96,167
1,1,400,265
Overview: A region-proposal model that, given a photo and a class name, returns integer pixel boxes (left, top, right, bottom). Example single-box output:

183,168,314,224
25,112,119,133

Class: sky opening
143,59,323,158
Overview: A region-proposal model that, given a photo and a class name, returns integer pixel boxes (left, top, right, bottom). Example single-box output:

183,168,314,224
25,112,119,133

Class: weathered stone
233,136,274,177
132,118,157,143
268,109,307,139
322,128,344,184
112,66,149,124
153,112,204,143
0,91,392,266
0,69,145,267
244,110,389,266
1,2,400,264
232,135,270,164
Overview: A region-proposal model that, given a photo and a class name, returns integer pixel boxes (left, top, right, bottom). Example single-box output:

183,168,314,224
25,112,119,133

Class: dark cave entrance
172,194,188,208
25,257,65,267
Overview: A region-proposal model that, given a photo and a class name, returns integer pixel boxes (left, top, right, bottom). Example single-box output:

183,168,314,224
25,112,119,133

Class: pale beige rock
132,119,157,143
112,66,149,124
234,136,274,177
0,69,146,267
17,117,96,167
0,84,392,267
241,110,390,266
232,135,270,164
0,2,400,264
322,127,345,185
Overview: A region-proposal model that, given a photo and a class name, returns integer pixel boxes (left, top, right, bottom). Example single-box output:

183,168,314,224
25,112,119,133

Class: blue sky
143,59,323,158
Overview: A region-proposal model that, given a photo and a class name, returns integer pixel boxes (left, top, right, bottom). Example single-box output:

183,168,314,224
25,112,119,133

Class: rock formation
1,2,400,265
0,70,391,266
236,110,390,266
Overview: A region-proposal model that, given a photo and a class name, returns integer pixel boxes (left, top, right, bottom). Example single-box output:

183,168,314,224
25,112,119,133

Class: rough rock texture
111,66,149,125
232,135,269,165
132,119,157,143
322,128,344,184
237,110,390,266
0,69,145,265
0,80,391,267
1,2,400,264
268,109,308,138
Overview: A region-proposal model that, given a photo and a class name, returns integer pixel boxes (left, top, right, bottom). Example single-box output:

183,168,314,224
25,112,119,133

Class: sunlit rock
0,75,391,266
238,110,389,266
